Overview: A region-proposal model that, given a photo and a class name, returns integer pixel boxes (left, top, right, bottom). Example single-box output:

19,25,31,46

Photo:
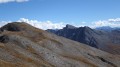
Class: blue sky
0,0,120,29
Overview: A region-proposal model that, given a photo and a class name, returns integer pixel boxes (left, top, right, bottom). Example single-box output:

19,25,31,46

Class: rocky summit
47,25,120,54
0,22,120,67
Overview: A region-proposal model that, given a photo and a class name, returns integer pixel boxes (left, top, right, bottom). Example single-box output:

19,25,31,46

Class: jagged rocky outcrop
47,25,120,54
64,24,77,29
0,22,120,67
47,25,101,48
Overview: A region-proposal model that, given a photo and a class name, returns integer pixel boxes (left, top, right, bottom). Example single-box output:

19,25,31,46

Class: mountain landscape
1,0,120,67
0,22,119,67
47,24,120,54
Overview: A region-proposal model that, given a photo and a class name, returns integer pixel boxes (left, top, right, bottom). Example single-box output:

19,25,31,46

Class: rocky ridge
0,22,119,67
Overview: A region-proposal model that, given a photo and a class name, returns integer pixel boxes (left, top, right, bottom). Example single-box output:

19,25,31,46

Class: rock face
47,25,120,54
47,25,102,48
64,24,77,29
0,22,120,67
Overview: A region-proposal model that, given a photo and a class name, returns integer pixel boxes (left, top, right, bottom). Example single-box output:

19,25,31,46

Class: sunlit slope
0,22,119,67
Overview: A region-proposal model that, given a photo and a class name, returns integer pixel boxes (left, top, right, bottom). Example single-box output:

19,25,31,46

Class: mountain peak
0,22,28,31
64,24,77,29
79,26,92,32
0,22,42,32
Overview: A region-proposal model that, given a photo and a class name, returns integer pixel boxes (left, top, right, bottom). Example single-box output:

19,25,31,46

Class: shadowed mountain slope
0,22,120,67
47,25,120,54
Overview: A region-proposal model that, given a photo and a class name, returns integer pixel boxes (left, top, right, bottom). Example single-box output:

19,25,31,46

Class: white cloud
17,18,66,30
108,18,120,22
0,18,120,30
0,0,29,3
92,18,120,28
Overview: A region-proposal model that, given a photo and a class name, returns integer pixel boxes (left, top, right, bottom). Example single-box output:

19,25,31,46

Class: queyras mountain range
47,24,120,54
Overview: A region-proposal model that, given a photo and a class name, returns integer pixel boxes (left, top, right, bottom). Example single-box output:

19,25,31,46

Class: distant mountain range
47,25,120,54
96,26,120,32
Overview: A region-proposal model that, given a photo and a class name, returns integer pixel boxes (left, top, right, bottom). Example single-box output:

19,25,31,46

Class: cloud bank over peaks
0,18,120,30
18,18,66,30
92,18,120,28
0,0,29,3
108,18,120,22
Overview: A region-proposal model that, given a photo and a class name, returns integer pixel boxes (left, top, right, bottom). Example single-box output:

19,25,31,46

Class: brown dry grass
3,43,54,67
0,59,18,67
61,54,98,67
